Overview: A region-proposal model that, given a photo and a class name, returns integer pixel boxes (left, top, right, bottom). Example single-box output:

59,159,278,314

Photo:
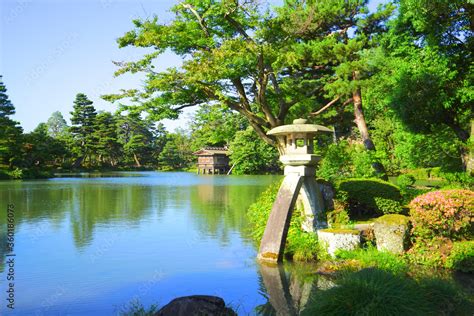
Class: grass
303,268,473,316
335,245,409,275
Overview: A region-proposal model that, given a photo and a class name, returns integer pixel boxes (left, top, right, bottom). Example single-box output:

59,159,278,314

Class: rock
317,179,335,211
155,295,237,316
317,228,361,257
373,214,410,254
353,223,376,246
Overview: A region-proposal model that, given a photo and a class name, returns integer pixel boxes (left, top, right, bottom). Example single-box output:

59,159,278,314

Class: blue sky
1,0,385,132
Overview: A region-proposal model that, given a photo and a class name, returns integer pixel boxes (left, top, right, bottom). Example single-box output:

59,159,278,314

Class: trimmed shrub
445,241,474,273
337,178,402,217
409,190,474,241
397,174,416,189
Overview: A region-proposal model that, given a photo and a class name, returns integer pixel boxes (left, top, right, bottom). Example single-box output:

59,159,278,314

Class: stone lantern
258,118,332,263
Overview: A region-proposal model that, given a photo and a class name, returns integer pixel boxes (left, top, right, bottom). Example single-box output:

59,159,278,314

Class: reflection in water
190,183,264,244
257,263,318,316
0,229,6,273
0,172,288,314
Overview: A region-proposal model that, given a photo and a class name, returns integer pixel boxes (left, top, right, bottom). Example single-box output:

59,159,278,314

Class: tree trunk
72,156,84,168
352,71,387,178
465,119,474,175
133,153,141,168
445,116,472,173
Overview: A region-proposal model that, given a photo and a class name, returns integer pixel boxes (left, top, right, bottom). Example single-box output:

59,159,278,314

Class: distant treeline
0,81,280,178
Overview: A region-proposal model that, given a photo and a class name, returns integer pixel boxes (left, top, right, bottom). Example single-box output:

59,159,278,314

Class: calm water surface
0,171,306,315
1,172,472,315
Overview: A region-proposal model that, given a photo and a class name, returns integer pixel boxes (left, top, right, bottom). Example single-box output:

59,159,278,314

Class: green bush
374,197,404,214
445,241,474,273
406,240,446,268
326,192,351,227
303,269,473,316
409,190,474,241
441,172,474,189
337,178,402,218
397,174,416,189
10,168,23,179
247,180,319,261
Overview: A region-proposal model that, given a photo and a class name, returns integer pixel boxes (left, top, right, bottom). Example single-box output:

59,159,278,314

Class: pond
0,171,315,315
1,172,471,315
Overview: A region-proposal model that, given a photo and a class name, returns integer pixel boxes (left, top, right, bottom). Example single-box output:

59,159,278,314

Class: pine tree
70,93,97,167
94,112,121,166
46,111,68,138
0,76,23,168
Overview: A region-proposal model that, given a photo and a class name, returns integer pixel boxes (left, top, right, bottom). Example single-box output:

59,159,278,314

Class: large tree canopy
103,1,393,155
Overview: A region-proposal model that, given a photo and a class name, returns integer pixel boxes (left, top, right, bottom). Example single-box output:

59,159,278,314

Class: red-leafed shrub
409,190,474,241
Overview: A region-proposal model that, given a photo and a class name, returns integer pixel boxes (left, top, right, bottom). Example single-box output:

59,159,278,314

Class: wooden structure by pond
258,118,332,263
193,147,230,175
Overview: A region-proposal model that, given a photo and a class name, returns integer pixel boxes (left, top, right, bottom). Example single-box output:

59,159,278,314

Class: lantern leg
258,174,303,263
259,263,297,316
298,177,327,232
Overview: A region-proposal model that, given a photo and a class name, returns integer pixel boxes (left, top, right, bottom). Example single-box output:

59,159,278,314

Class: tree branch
231,78,251,111
310,96,340,116
181,3,210,37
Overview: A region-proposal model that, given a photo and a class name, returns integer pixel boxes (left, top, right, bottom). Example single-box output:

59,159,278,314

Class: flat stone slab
317,228,361,257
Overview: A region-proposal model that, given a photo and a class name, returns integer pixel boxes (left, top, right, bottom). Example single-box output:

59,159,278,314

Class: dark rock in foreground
155,295,237,316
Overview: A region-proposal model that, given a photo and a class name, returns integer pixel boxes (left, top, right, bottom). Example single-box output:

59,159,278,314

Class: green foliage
21,123,68,168
327,191,351,228
228,127,280,175
406,239,446,268
374,197,404,215
247,181,281,242
419,278,474,316
317,141,378,181
46,111,68,138
336,245,408,275
445,241,474,273
303,268,473,316
94,112,121,166
247,180,319,261
440,172,474,190
409,190,474,241
10,168,23,180
337,178,402,218
397,174,416,189
367,0,473,172
69,93,98,163
0,76,23,167
158,129,193,170
190,105,246,150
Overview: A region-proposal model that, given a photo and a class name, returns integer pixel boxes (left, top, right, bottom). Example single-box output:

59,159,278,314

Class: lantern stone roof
267,118,333,136
193,147,229,156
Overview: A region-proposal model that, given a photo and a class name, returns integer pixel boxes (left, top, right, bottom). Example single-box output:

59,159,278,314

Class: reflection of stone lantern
258,118,332,263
